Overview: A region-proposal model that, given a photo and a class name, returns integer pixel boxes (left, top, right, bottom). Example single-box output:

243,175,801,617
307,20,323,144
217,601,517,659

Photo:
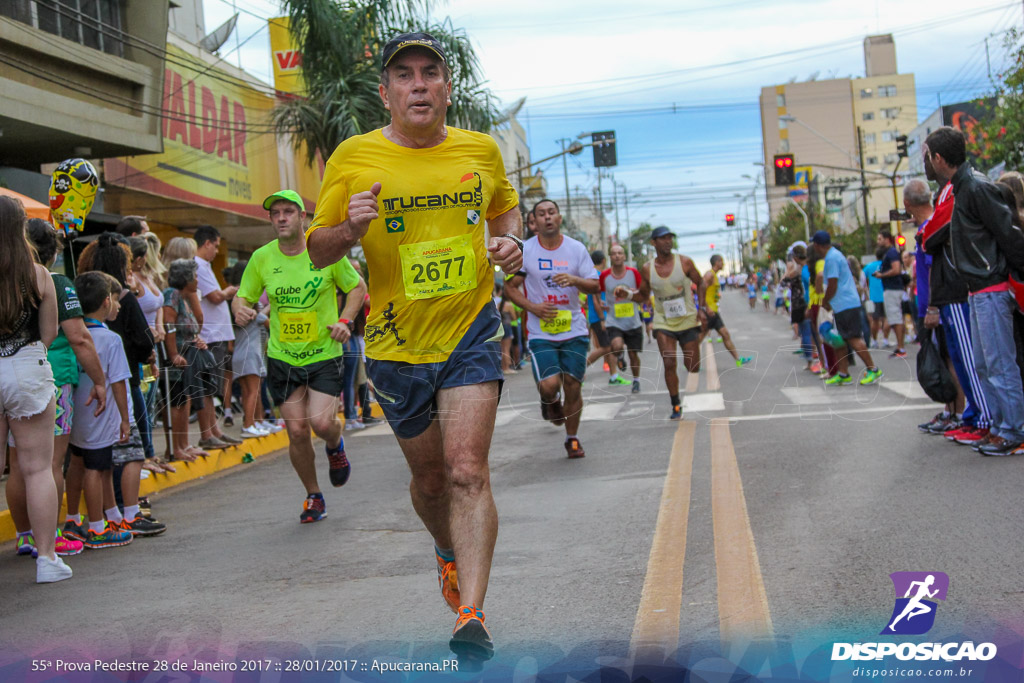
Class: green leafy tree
972,29,1024,170
628,222,654,267
765,202,839,262
273,0,498,166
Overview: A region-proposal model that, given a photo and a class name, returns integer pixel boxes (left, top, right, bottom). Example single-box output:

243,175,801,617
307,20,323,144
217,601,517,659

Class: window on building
776,93,786,107
866,156,879,165
884,153,899,164
882,108,900,119
1,0,125,57
778,118,788,130
879,85,898,97
880,131,894,142
862,112,875,121
860,88,873,98
863,133,877,145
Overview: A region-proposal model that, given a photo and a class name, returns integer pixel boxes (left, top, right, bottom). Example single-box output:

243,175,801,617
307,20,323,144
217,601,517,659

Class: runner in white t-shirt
504,199,599,459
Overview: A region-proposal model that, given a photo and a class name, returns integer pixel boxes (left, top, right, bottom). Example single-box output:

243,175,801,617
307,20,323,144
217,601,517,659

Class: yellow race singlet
308,128,519,363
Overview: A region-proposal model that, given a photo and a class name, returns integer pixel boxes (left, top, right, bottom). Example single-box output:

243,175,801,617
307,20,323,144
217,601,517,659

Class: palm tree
272,0,498,166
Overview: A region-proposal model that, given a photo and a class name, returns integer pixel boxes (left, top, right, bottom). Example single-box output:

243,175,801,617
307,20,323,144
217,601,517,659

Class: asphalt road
2,290,1022,679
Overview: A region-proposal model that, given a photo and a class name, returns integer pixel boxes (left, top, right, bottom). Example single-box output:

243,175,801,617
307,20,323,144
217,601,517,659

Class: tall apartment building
760,34,916,236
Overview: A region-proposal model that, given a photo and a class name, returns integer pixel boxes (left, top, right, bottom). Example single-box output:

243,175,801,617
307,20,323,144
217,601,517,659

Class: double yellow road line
630,342,772,658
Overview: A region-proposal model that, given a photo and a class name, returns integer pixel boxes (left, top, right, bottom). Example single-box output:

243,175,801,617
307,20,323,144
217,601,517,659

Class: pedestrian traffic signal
896,234,906,248
725,213,735,226
895,135,908,158
591,131,617,167
710,243,715,249
773,154,795,186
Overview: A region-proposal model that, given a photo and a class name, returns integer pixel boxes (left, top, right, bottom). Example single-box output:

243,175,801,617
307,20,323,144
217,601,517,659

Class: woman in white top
129,237,164,340
129,236,173,472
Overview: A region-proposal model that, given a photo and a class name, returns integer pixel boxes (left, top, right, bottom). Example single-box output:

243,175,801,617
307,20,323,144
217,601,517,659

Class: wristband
500,234,524,252
338,318,351,325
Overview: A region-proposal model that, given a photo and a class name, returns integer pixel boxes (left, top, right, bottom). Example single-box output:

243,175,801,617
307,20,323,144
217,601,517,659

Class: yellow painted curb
0,403,383,544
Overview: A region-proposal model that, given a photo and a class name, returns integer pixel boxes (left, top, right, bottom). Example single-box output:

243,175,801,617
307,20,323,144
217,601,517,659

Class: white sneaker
37,554,72,583
345,419,365,431
241,425,269,438
258,420,283,433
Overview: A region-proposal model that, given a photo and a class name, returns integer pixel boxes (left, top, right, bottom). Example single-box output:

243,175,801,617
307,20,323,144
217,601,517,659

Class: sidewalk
0,404,382,544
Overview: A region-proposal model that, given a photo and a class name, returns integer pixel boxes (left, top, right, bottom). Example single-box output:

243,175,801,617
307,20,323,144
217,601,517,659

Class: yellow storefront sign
268,16,323,207
104,43,280,220
269,16,306,96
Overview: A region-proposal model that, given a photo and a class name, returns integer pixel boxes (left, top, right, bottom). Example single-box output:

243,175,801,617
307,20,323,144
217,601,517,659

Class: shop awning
0,186,50,221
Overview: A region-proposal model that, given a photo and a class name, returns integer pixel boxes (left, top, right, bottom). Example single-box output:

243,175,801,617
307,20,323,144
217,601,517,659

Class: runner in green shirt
233,190,366,523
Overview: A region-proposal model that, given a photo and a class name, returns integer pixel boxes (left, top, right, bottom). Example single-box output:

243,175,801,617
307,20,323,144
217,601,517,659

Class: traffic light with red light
725,213,735,227
773,154,795,186
896,234,906,248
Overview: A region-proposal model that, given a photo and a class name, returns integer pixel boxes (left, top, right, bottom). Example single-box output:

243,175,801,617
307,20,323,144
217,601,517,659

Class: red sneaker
955,427,989,445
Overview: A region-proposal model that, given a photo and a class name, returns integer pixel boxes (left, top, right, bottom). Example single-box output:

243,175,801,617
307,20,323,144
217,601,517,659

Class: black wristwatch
500,234,524,252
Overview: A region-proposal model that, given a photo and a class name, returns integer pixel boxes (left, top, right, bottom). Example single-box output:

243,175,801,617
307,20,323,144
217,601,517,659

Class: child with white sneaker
68,272,134,550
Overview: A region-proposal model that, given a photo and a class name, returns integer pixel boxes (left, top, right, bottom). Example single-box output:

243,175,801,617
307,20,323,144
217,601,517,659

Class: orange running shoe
436,549,460,613
449,605,493,661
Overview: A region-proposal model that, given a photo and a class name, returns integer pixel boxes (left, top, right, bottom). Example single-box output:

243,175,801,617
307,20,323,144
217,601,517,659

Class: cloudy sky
203,0,1020,261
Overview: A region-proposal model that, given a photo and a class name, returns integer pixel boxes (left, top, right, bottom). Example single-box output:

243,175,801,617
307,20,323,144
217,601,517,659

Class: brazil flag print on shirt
309,127,518,364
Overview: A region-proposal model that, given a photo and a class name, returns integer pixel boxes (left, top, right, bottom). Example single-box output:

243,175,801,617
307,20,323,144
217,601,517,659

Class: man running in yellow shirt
305,33,522,662
702,254,752,367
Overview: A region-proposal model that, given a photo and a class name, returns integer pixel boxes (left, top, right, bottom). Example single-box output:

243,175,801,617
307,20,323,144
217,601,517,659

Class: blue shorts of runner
366,304,503,440
528,335,589,383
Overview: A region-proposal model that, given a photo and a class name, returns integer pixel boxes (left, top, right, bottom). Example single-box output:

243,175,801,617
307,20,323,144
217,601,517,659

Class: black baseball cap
650,226,675,240
381,32,447,71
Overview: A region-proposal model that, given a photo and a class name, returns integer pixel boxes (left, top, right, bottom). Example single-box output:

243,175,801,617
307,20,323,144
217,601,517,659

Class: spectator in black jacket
78,233,162,526
916,178,991,443
924,126,1024,455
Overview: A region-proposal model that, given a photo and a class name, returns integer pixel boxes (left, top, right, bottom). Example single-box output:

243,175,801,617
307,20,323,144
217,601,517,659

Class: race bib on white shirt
662,296,688,319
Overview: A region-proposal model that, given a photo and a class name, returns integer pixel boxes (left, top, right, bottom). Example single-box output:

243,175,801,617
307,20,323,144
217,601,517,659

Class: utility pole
622,190,633,264
858,125,872,256
596,170,606,250
558,138,573,226
807,174,816,234
612,177,622,248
